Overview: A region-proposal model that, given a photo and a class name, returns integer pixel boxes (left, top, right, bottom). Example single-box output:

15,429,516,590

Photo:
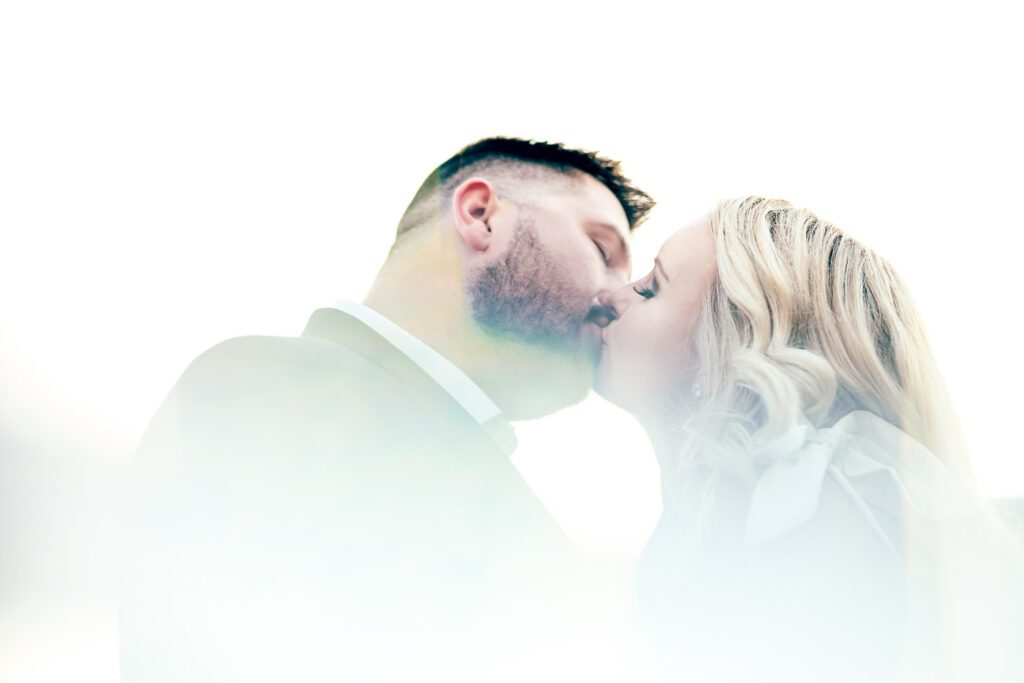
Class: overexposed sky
1,1,1022,677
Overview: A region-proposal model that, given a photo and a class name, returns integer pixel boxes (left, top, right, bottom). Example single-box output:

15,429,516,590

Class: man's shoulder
153,332,410,439
135,331,416,479
180,332,397,393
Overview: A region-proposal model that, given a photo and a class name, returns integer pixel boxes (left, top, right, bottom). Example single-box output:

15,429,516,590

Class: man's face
467,174,632,367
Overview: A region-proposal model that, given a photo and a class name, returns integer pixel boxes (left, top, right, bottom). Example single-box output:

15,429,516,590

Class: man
121,137,654,681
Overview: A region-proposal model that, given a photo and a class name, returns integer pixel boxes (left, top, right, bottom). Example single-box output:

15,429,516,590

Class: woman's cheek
643,304,692,399
626,308,668,394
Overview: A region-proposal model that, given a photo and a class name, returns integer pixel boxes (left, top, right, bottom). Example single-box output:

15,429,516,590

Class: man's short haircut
395,136,655,239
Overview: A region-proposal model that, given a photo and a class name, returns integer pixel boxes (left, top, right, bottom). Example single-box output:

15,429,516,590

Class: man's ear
452,178,499,252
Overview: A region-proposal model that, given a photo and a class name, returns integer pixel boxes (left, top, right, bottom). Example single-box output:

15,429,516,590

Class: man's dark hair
395,136,655,238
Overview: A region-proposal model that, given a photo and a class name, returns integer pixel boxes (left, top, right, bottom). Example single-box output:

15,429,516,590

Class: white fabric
744,411,976,549
740,410,1024,681
333,300,502,425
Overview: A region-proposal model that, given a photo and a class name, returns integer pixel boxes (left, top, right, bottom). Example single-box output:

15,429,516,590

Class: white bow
743,411,977,553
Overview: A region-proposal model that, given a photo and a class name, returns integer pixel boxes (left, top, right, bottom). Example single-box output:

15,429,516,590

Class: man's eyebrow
588,220,631,263
655,257,671,283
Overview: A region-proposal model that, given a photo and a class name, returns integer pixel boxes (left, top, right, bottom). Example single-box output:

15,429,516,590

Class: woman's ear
452,178,498,252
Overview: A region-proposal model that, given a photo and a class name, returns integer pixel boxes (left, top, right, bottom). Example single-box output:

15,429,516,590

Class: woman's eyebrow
655,257,671,283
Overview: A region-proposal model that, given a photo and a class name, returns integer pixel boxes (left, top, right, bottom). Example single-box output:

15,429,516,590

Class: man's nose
607,281,644,318
602,266,630,295
588,286,632,328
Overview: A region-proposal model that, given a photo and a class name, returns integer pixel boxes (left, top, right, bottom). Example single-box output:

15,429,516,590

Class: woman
596,197,1023,682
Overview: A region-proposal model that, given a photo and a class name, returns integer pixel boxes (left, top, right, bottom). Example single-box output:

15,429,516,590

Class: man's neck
361,243,521,418
362,227,590,420
364,281,585,419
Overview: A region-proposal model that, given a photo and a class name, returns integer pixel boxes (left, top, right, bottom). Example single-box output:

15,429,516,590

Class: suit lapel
301,307,516,455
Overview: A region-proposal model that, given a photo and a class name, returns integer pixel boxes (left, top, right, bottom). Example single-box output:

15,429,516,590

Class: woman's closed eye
632,271,659,299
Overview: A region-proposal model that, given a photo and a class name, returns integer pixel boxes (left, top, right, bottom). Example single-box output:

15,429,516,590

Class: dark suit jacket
121,308,579,682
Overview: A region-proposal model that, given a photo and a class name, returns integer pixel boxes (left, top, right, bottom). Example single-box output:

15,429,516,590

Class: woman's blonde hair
681,196,971,484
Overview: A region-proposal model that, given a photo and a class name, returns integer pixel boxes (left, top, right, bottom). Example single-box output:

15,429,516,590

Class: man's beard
467,218,596,358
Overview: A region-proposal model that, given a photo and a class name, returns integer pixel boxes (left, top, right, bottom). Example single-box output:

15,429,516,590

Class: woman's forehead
658,215,714,277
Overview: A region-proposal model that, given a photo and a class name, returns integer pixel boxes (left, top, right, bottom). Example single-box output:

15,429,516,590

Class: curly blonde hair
680,197,971,485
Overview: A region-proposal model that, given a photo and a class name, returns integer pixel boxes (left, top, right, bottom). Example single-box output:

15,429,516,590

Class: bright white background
2,1,1021,680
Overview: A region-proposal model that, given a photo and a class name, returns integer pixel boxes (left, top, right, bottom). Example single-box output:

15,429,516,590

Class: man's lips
584,304,618,329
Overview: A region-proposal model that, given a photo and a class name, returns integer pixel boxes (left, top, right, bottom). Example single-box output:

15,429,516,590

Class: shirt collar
332,300,505,428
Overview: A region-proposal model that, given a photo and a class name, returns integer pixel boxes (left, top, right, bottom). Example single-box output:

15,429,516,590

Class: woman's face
595,216,718,419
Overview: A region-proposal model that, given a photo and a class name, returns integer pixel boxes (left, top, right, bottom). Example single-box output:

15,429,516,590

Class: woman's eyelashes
632,271,659,299
592,240,610,266
633,284,655,299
